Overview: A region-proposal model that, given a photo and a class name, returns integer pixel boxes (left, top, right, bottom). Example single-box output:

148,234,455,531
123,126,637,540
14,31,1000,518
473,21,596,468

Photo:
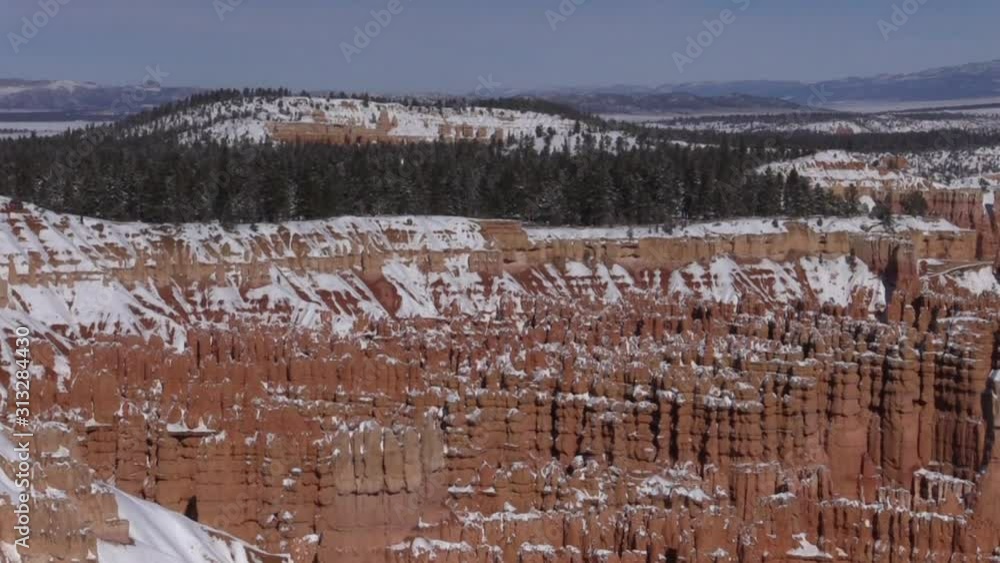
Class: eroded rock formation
0,198,998,562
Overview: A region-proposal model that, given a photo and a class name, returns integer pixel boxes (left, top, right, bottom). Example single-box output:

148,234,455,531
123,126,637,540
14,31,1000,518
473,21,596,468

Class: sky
1,0,997,93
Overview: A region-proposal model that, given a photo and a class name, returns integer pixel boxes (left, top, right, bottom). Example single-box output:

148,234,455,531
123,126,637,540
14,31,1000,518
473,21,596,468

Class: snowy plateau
758,149,1000,205
135,96,631,151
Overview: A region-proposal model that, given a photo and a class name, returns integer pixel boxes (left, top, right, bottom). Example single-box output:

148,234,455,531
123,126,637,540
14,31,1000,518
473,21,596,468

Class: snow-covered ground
0,194,974,394
652,111,1000,135
0,425,290,563
0,207,491,278
787,533,833,560
757,150,938,192
134,96,630,151
0,204,500,373
756,148,1000,209
667,254,886,311
803,215,965,234
525,218,787,242
926,264,1000,297
898,145,1000,187
97,489,289,563
948,265,1000,296
526,214,963,243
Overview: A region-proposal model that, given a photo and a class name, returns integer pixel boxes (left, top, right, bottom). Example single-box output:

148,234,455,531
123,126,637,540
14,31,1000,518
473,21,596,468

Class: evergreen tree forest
648,123,1000,154
0,92,861,226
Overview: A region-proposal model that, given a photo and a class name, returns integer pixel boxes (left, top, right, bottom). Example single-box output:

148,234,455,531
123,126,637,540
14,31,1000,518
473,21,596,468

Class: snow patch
800,255,885,311
786,534,832,560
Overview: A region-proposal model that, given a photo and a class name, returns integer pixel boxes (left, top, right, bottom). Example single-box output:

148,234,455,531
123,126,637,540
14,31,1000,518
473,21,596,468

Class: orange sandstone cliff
0,200,998,562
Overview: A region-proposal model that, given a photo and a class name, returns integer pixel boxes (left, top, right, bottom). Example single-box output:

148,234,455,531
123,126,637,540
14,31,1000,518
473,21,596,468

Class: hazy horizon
2,0,998,93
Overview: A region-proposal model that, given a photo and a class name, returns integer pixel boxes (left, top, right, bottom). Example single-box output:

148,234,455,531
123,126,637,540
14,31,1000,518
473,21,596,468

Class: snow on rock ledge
668,255,886,311
0,424,290,562
525,215,965,242
97,489,291,563
133,95,631,151
0,197,979,406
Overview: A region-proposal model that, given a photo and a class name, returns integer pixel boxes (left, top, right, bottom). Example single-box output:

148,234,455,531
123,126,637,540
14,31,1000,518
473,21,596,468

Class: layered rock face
0,421,292,561
887,189,999,266
267,107,507,145
146,95,612,147
1,200,999,562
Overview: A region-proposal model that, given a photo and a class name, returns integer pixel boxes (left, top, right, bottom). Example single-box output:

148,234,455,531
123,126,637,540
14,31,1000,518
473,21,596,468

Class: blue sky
1,0,996,93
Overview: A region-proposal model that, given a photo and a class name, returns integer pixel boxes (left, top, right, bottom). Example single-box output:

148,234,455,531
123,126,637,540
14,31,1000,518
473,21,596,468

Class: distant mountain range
5,58,1000,118
531,59,1000,115
0,79,196,113
532,92,805,116
672,59,1000,105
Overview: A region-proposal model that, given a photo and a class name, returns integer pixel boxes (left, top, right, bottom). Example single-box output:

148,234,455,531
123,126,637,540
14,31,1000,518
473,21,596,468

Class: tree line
0,126,858,226
650,126,1000,154
0,88,864,226
122,88,594,132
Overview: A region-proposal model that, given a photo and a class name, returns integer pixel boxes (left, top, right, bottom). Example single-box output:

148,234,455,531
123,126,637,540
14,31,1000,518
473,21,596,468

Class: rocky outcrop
888,189,1000,267
0,422,290,562
1,202,1000,562
155,95,589,147
17,289,1000,562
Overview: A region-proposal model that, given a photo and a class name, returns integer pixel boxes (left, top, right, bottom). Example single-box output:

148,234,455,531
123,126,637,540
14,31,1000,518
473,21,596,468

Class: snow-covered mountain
0,78,195,112
0,78,100,98
669,59,1000,106
547,59,1000,112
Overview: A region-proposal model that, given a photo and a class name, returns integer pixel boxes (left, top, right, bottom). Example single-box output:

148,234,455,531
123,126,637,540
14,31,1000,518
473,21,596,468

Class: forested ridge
0,91,860,226
119,88,595,132
650,125,1000,154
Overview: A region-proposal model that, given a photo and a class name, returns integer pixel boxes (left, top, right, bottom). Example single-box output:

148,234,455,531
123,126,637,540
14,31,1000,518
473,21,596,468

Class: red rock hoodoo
0,204,999,562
